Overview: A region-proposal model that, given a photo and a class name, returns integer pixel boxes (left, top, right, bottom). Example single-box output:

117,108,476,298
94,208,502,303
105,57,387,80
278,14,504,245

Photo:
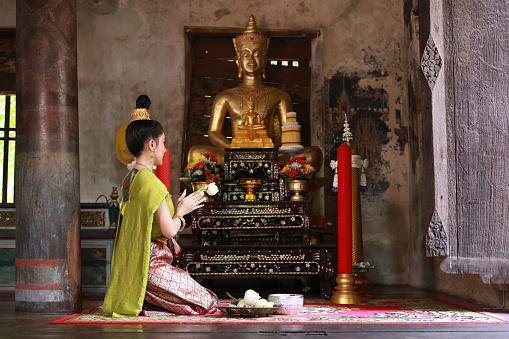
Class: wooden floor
1,285,508,338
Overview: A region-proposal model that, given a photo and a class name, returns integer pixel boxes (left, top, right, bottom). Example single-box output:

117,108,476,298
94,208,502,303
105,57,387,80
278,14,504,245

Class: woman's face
153,133,167,166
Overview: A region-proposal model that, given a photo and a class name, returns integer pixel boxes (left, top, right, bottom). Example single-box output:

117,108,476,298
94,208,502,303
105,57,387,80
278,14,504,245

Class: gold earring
262,69,266,80
148,152,155,162
238,68,243,80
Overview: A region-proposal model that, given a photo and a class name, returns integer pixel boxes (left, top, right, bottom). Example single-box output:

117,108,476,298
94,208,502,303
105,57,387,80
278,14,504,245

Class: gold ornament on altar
238,179,264,201
280,112,302,147
131,108,150,121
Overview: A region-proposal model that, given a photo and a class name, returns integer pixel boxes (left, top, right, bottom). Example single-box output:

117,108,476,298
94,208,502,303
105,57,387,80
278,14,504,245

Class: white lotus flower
254,298,274,308
237,300,248,307
207,182,219,196
243,289,261,306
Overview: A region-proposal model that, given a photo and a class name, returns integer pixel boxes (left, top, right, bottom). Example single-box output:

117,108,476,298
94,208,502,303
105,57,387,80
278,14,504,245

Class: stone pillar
15,0,81,313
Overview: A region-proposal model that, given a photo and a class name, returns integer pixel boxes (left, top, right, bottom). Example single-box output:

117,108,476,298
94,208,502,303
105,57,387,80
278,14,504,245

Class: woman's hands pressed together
176,189,205,216
155,189,205,239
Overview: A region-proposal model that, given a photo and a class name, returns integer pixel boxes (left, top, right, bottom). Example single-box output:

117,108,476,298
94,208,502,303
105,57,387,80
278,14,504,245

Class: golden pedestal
330,273,361,304
238,179,263,201
230,128,274,149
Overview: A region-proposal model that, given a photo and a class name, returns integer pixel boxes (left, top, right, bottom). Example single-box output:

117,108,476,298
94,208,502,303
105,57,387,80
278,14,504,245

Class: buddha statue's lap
187,14,322,171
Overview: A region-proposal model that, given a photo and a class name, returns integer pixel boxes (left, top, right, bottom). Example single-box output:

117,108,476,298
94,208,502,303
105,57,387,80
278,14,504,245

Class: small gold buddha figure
240,99,264,128
188,14,322,169
230,98,274,148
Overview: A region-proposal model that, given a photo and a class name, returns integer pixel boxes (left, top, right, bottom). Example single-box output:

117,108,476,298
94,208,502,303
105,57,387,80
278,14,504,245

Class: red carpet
50,298,509,325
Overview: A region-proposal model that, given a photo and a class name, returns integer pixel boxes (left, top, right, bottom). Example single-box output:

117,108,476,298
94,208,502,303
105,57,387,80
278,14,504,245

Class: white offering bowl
268,294,304,315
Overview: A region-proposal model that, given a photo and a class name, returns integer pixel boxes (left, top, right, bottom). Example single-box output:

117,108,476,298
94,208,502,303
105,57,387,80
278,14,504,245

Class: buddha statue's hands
175,189,205,216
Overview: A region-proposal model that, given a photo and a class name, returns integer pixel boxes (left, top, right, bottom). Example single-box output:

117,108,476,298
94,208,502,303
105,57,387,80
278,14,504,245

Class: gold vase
190,181,213,202
286,180,309,201
238,179,263,201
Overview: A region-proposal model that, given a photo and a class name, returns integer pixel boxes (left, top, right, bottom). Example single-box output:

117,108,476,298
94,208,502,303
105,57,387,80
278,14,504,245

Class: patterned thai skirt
143,237,218,315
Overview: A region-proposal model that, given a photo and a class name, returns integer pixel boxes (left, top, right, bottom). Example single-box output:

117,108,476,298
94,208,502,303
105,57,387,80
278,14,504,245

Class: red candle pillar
330,141,360,304
337,143,352,275
156,146,171,193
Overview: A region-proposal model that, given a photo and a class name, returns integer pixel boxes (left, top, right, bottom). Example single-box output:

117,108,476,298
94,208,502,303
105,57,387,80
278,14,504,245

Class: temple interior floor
1,284,508,338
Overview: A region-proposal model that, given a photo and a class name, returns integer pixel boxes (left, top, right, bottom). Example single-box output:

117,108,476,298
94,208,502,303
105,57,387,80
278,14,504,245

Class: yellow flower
184,154,206,172
304,164,315,171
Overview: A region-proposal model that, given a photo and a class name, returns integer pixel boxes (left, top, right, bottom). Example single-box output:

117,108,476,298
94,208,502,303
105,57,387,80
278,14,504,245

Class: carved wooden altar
173,244,335,298
222,148,282,202
191,201,310,245
180,149,334,298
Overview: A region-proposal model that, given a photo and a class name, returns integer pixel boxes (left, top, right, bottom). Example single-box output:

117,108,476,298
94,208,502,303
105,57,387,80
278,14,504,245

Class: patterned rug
50,297,509,325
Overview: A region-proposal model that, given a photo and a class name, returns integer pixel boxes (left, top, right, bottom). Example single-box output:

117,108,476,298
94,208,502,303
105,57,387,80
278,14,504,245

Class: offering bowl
268,294,303,315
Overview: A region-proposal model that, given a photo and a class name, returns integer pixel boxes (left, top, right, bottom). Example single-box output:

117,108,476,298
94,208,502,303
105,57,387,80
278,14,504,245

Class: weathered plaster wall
77,0,190,202
0,0,15,27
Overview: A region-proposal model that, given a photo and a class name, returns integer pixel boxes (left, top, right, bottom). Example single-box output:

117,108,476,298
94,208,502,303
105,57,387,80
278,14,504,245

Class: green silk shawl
102,168,173,317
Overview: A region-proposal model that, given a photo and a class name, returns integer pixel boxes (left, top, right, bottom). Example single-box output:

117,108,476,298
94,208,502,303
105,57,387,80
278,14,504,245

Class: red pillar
337,143,352,275
15,0,81,313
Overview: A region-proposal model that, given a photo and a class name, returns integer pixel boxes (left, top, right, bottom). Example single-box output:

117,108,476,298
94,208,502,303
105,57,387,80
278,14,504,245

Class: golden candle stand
238,179,264,201
330,273,361,304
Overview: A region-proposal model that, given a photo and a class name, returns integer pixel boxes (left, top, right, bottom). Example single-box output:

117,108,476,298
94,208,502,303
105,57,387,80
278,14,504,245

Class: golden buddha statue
188,14,322,170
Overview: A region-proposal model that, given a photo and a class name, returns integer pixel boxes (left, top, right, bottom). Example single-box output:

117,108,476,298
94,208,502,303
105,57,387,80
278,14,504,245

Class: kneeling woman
103,96,217,316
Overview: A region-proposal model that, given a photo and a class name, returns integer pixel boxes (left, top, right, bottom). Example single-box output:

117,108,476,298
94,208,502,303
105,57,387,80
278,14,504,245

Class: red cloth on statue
156,146,171,193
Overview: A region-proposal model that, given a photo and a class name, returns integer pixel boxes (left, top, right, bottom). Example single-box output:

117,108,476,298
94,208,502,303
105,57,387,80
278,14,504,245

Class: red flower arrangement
279,156,316,181
183,153,222,184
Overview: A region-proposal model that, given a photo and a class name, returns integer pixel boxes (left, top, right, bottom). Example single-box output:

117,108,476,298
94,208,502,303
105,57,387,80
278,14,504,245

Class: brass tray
217,305,280,317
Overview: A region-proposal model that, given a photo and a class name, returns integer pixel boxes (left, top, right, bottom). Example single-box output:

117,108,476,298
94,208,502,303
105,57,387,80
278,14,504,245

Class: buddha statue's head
233,14,270,79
